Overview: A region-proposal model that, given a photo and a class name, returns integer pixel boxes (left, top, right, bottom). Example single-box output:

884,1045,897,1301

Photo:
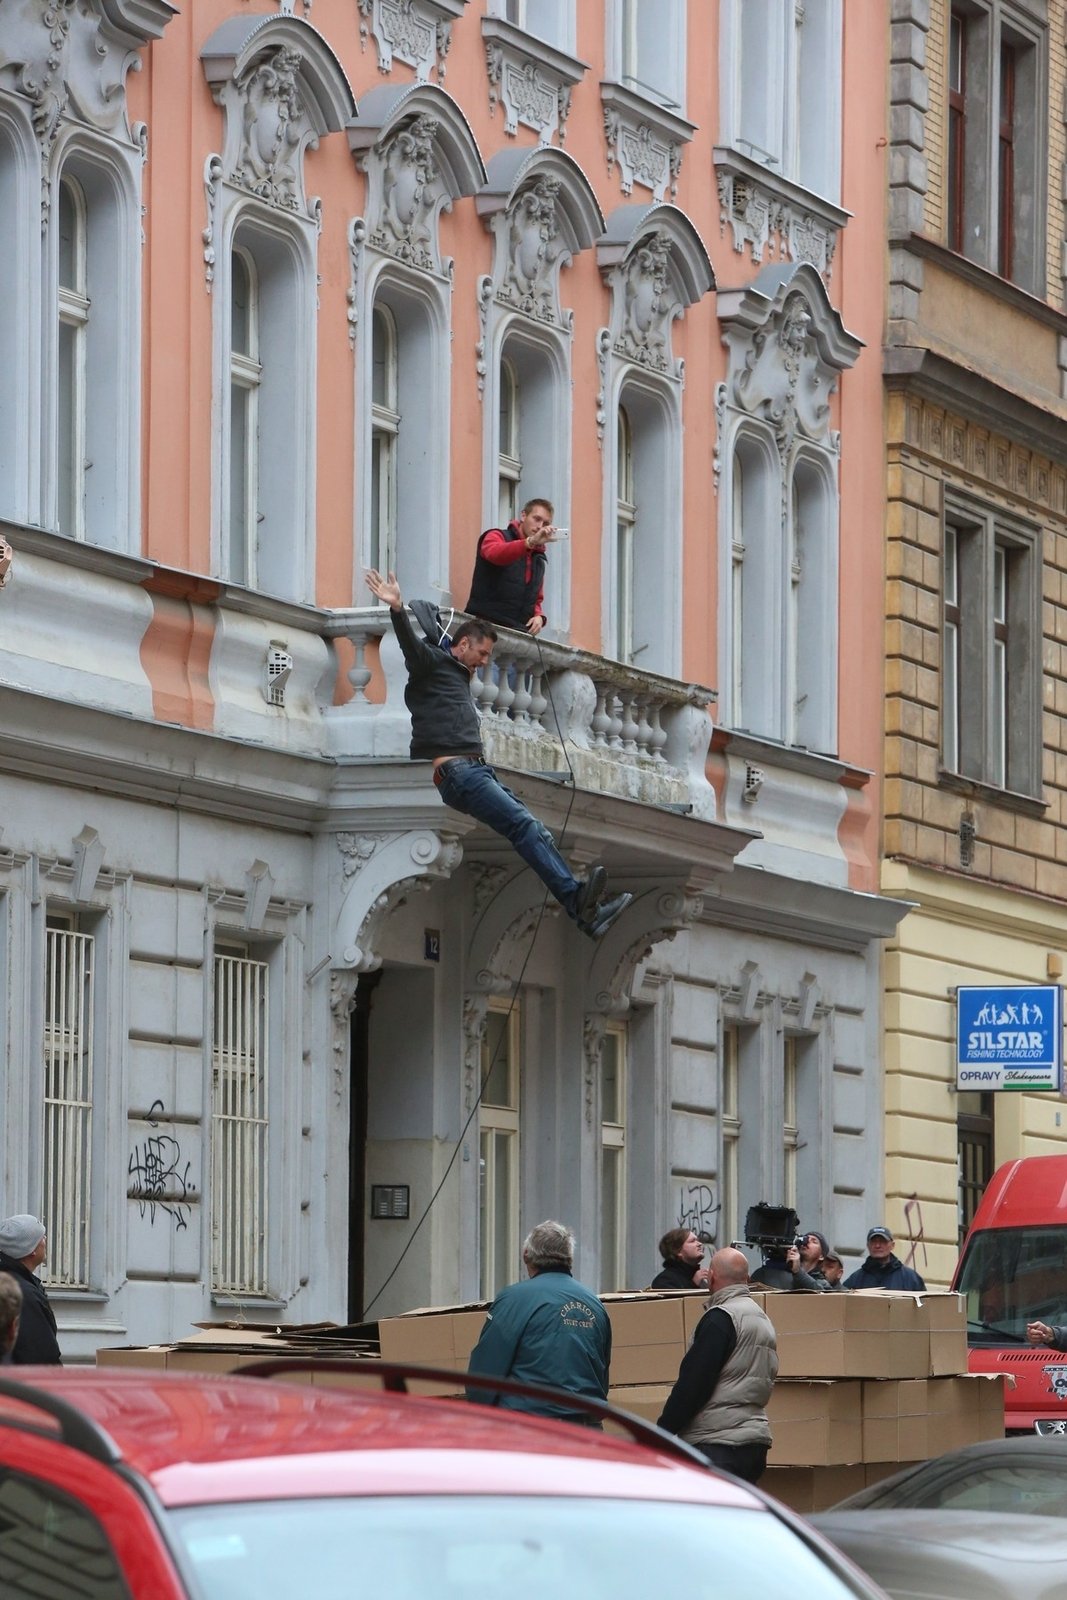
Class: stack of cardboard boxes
97,1287,1003,1515
375,1287,1004,1513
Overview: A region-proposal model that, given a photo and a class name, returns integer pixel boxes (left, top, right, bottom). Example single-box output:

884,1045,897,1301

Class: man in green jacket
467,1220,611,1425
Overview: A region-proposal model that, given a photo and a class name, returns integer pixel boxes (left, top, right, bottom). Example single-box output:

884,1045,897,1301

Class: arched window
228,248,260,588
498,355,521,524
370,304,399,580
492,330,569,629
221,218,312,599
57,176,90,540
729,430,780,737
615,405,637,664
788,455,837,753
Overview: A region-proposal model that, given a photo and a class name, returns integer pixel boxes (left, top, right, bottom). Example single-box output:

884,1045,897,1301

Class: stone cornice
600,81,695,203
884,345,1067,470
713,145,850,279
481,15,588,144
897,233,1067,336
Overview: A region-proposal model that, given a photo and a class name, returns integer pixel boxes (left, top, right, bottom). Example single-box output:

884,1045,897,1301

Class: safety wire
362,631,580,1318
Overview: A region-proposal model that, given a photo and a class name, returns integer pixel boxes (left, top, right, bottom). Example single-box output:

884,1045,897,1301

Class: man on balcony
366,568,631,940
465,498,556,635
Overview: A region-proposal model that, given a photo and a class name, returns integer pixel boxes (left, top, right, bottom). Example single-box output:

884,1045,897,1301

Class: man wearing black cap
0,1215,62,1363
843,1226,925,1291
798,1230,840,1292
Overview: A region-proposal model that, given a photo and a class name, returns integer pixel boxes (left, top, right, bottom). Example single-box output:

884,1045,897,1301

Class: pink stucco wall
128,0,888,890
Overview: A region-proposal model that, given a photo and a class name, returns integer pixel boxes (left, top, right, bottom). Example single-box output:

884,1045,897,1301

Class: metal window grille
44,925,94,1289
212,951,269,1295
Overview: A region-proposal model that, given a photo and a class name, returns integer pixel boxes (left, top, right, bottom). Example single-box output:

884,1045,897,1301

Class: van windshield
957,1225,1067,1342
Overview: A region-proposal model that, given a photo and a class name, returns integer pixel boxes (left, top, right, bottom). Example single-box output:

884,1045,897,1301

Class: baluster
495,655,516,719
591,686,611,747
528,666,549,730
648,700,669,765
347,637,372,703
473,662,498,717
607,693,624,749
511,663,533,727
635,695,654,758
620,693,640,754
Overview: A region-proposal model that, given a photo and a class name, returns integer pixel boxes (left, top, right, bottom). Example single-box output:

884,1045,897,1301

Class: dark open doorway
347,971,380,1323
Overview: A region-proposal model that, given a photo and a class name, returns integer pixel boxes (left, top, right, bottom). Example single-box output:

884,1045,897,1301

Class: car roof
0,1368,766,1512
811,1510,1067,1600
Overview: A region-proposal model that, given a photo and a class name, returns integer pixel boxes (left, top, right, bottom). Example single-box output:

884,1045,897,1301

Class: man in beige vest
656,1246,777,1483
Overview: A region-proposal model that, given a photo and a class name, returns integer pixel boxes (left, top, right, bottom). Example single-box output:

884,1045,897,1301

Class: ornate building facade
0,0,901,1355
883,0,1067,1285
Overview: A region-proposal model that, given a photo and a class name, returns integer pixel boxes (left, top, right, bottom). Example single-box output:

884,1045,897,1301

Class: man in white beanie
0,1216,61,1364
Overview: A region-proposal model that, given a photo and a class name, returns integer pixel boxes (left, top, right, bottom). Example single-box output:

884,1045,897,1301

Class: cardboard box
924,1374,1006,1450
602,1295,689,1385
377,1308,487,1371
922,1292,968,1376
607,1383,671,1425
767,1379,863,1466
762,1464,866,1514
862,1379,930,1461
765,1291,928,1380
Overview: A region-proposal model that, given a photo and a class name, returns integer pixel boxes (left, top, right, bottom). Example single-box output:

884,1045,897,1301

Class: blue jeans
435,759,580,918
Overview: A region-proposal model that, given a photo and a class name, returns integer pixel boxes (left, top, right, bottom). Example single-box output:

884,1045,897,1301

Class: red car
0,1364,887,1600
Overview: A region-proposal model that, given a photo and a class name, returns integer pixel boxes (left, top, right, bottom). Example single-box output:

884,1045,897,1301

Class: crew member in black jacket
0,1215,61,1364
466,499,555,634
367,568,631,939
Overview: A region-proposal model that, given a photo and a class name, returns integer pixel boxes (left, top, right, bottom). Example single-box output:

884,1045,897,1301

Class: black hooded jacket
0,1254,61,1364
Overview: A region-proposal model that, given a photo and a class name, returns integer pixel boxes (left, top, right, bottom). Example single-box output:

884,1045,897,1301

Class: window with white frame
212,945,270,1296
947,1,1045,292
730,454,746,719
48,148,141,551
228,248,260,588
498,355,522,525
600,1024,626,1291
787,458,837,754
57,177,90,542
615,406,637,665
610,382,678,676
0,114,31,525
942,498,1041,796
479,1001,521,1300
720,1024,741,1251
783,1035,798,1211
221,218,313,599
500,0,574,51
43,912,94,1290
370,303,399,581
728,431,778,735
720,0,842,201
617,0,686,110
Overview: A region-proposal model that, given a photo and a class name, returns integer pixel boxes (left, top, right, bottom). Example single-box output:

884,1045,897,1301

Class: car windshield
172,1495,866,1600
903,1460,1067,1516
956,1225,1067,1341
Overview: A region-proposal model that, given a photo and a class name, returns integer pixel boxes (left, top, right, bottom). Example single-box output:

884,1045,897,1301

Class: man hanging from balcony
465,498,556,634
366,568,631,940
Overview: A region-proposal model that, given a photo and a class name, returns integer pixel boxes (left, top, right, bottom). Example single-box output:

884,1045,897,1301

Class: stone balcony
322,607,719,821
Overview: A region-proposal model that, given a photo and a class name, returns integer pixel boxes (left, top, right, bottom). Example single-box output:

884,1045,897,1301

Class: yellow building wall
882,860,1067,1287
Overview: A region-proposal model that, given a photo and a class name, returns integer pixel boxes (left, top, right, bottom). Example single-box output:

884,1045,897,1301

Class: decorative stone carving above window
596,201,713,387
200,14,355,224
475,146,604,333
0,0,176,214
347,82,485,283
357,0,466,83
600,81,694,203
714,147,850,281
717,260,862,466
481,16,587,146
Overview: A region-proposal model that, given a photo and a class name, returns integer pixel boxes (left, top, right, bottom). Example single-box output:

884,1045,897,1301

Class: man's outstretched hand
525,615,546,635
367,569,402,610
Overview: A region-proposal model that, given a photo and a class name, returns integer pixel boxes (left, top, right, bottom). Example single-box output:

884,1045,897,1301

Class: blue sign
956,985,1062,1092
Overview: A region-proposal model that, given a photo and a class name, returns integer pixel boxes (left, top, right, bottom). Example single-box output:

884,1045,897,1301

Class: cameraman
750,1241,823,1292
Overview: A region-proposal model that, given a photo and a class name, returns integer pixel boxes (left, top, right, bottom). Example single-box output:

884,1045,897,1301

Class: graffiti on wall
127,1099,194,1231
677,1182,720,1243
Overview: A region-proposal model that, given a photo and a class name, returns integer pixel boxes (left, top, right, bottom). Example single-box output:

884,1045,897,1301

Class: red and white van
951,1154,1067,1435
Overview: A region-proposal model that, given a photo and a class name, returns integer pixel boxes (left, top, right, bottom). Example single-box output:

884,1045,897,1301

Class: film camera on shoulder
738,1202,807,1291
